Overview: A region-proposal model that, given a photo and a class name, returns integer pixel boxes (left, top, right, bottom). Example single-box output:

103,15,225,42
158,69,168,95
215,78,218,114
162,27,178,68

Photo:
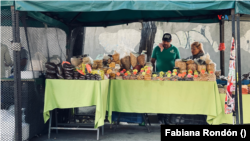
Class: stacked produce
45,62,57,79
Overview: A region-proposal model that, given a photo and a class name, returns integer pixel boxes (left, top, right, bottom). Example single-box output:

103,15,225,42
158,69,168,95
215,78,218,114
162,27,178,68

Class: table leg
143,114,151,133
97,128,100,140
48,111,52,139
146,114,151,126
115,113,121,130
55,109,58,134
102,125,104,135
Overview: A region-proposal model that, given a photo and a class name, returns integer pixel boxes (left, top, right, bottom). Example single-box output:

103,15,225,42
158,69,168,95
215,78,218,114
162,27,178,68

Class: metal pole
231,9,239,125
236,14,243,124
220,20,225,76
11,6,22,141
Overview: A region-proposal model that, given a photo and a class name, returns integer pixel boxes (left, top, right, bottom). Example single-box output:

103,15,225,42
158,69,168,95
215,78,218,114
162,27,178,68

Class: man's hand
151,58,156,72
159,43,164,52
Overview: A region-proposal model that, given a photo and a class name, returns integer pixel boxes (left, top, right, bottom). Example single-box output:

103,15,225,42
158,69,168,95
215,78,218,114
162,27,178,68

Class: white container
22,123,30,141
21,71,40,79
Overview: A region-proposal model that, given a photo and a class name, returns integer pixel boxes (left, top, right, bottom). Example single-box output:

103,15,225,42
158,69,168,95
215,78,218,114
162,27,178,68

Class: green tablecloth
43,79,109,128
211,94,250,124
108,80,221,124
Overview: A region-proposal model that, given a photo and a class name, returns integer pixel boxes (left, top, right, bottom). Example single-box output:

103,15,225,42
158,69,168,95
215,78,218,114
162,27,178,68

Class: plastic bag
71,56,82,67
130,52,139,68
103,53,110,61
82,56,93,65
186,59,194,64
207,62,216,73
137,54,146,66
187,64,197,72
112,51,120,62
175,59,186,70
121,53,131,70
45,62,56,69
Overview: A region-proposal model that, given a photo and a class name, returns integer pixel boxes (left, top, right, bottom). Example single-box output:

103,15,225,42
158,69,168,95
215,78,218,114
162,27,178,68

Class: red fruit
133,65,142,72
125,73,128,76
146,70,150,74
194,74,198,78
123,69,126,72
133,71,137,75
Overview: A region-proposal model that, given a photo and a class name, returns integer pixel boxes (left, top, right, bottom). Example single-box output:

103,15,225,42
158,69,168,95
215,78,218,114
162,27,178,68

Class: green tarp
1,0,13,7
236,1,250,15
14,0,235,26
15,1,235,12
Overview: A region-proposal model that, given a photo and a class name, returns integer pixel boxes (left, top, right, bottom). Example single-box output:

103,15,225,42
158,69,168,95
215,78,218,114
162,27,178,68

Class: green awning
14,1,235,26
236,1,250,15
1,0,13,7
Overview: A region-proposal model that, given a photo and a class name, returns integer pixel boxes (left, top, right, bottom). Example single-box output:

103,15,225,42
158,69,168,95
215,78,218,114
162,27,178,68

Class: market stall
4,0,250,141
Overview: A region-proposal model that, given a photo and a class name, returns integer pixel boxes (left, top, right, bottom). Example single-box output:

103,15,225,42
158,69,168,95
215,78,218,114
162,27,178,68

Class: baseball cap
162,33,172,42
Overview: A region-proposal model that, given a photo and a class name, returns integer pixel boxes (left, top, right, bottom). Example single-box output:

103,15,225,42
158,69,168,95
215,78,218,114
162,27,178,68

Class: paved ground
30,123,161,141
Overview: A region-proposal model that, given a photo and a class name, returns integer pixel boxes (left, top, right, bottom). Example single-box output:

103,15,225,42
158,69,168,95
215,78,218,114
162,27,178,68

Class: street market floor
30,123,161,141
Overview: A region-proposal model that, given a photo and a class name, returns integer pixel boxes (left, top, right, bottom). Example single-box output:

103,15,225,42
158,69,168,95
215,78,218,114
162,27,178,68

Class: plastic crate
112,112,143,123
242,80,250,85
216,79,227,85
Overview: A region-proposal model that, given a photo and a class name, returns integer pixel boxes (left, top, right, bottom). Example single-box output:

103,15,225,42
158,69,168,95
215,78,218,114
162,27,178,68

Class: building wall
84,22,250,76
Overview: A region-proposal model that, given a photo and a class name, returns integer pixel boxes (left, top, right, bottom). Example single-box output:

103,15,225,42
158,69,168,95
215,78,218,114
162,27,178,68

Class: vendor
151,33,180,72
151,33,181,125
186,41,204,59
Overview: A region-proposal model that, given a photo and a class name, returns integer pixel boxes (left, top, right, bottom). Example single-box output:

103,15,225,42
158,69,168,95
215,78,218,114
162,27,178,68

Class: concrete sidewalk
30,123,161,141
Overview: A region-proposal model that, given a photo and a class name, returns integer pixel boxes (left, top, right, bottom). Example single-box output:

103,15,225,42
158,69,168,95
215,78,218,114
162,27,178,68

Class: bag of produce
112,51,120,62
175,59,186,70
179,70,187,74
109,73,116,79
137,75,144,80
71,56,82,67
144,74,151,81
56,64,64,75
82,56,93,65
218,88,225,94
187,64,197,72
200,73,209,81
137,54,146,66
186,59,194,64
45,62,56,69
206,63,216,73
242,85,248,94
207,73,216,81
197,65,206,72
121,56,131,70
130,52,139,68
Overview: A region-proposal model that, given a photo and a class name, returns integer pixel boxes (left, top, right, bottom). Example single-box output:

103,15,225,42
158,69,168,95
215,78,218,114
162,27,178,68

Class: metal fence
1,7,67,141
